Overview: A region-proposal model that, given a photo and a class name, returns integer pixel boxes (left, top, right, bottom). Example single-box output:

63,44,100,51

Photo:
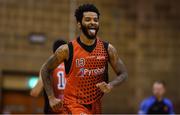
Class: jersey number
57,71,66,89
76,58,85,67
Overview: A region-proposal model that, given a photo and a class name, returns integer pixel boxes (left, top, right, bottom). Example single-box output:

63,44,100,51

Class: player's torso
64,38,108,104
52,63,66,99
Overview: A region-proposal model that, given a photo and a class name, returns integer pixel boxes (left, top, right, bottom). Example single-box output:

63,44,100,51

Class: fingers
52,104,61,112
50,98,63,112
96,81,106,87
96,82,112,93
52,102,61,112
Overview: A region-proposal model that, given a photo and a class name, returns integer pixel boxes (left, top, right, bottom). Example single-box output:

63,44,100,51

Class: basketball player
41,4,128,114
30,39,66,113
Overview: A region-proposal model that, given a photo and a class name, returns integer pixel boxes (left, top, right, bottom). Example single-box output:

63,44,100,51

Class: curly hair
75,4,100,23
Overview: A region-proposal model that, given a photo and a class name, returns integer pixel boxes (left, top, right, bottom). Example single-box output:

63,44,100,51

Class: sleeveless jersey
52,63,66,99
64,38,109,104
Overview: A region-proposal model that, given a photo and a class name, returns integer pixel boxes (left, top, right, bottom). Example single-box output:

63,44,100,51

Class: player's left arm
96,43,128,93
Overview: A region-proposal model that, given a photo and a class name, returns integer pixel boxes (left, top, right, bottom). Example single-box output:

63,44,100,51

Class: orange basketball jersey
64,38,109,104
52,63,66,100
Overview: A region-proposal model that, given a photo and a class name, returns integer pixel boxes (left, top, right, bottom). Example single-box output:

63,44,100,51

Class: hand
96,82,113,93
49,96,63,112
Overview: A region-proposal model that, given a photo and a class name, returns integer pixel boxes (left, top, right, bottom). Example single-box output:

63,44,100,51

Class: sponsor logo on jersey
96,56,105,60
86,56,96,59
79,66,105,77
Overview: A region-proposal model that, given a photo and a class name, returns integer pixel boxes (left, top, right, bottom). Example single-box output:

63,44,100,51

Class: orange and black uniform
44,63,66,114
63,37,109,114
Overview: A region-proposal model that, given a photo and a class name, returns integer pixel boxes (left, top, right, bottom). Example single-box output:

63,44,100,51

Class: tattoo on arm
40,45,68,98
108,44,128,87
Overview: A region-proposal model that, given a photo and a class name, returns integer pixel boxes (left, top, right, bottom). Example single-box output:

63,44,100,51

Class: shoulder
107,43,118,57
56,44,68,52
139,96,156,114
108,43,114,51
55,44,69,55
141,96,156,106
163,98,173,106
55,44,69,61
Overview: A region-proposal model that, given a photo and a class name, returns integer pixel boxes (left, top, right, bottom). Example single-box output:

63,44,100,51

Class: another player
30,39,66,113
41,4,128,114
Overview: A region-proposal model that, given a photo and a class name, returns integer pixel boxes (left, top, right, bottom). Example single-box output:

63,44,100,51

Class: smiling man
41,4,128,114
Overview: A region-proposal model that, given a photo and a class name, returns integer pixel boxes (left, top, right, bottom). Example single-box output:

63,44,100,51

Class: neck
80,34,96,46
155,96,163,101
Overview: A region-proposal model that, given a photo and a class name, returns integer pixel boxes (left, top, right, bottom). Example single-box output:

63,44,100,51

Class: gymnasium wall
0,0,180,113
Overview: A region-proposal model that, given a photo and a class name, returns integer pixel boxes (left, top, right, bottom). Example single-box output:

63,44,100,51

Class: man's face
152,83,165,99
80,12,99,39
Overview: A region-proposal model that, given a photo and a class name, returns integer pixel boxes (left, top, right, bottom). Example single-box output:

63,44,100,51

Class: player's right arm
40,44,69,112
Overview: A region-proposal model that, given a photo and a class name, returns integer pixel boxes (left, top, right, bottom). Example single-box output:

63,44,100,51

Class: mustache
88,25,98,29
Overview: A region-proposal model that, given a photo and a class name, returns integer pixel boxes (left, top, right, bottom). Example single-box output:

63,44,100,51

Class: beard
81,23,99,40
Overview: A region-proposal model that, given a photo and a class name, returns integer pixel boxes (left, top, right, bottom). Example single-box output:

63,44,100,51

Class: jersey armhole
103,41,109,61
64,42,73,75
103,41,109,83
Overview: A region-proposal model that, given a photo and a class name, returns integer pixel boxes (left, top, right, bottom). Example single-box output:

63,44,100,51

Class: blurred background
0,0,180,114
